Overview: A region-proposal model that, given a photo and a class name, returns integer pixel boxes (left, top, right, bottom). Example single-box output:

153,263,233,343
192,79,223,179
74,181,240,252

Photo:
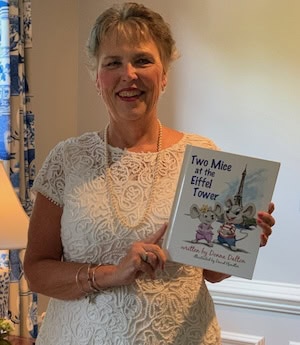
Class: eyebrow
103,51,154,60
135,52,153,59
102,55,121,61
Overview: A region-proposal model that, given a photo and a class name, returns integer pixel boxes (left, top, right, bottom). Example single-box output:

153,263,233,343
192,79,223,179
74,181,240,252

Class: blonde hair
86,2,179,77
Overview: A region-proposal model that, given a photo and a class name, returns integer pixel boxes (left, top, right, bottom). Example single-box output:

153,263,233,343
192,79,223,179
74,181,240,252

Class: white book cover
163,145,280,279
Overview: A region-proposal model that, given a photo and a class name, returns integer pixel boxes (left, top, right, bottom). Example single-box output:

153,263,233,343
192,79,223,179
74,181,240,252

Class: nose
121,63,138,81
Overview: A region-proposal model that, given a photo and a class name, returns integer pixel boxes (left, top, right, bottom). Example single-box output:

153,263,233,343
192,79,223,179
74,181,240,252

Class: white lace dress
33,131,221,345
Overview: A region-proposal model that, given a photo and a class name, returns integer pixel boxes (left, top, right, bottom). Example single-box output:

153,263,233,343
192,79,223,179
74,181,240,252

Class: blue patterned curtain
0,0,37,339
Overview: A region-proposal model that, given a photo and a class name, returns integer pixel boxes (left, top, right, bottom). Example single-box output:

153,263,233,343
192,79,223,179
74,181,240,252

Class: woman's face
96,31,167,124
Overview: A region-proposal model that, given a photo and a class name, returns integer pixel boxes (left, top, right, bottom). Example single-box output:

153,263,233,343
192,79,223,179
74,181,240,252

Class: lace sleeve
32,141,66,206
185,133,220,151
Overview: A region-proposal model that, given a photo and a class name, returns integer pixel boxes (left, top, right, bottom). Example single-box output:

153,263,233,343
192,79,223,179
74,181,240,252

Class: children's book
163,145,280,279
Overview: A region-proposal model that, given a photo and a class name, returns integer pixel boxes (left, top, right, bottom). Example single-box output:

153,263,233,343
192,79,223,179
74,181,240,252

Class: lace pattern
33,132,221,345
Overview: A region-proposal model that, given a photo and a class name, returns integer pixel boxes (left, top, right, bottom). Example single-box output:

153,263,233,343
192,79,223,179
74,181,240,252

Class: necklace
104,120,162,229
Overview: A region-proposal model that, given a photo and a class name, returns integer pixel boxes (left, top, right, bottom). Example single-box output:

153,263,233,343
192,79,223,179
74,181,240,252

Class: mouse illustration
215,197,256,251
188,204,221,247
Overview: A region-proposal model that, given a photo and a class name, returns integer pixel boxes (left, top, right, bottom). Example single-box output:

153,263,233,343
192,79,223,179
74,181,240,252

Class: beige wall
31,0,79,314
31,0,79,171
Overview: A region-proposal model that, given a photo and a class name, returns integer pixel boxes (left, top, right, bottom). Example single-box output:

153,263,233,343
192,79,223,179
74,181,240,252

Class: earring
97,89,102,96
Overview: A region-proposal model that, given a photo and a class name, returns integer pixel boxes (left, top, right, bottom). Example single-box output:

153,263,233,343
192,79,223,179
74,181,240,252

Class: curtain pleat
0,0,37,339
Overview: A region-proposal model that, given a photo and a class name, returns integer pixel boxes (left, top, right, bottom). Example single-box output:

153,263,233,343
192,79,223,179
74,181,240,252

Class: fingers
140,250,160,270
138,223,168,271
128,247,160,280
138,251,159,279
117,224,168,284
117,244,165,283
140,251,149,263
268,202,275,214
138,257,156,279
116,252,156,284
257,211,275,227
139,243,166,270
137,224,168,274
260,233,269,247
258,218,272,247
144,223,168,244
257,203,275,247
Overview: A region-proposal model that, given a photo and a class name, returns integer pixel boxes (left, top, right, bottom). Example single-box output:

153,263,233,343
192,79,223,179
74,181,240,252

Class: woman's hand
112,223,168,286
257,202,275,247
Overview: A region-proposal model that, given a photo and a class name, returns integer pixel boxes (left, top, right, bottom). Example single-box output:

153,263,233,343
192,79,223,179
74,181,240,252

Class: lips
117,88,144,99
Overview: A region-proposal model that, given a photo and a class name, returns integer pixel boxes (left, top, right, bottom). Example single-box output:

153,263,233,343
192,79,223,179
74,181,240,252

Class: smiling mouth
117,90,144,98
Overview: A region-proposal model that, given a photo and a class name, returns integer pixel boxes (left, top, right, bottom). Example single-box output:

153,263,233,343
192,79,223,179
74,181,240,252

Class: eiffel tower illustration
233,165,247,207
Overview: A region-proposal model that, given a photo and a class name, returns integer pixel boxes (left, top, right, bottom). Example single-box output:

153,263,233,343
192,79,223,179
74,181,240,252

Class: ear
190,204,201,219
225,197,234,208
161,73,167,92
214,202,223,217
242,203,256,218
95,75,102,96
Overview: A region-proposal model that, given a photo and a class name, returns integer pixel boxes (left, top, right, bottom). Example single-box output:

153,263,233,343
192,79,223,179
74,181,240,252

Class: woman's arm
24,192,100,300
24,193,167,300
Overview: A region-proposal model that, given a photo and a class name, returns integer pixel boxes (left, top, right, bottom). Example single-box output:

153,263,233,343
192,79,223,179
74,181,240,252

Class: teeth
118,90,141,97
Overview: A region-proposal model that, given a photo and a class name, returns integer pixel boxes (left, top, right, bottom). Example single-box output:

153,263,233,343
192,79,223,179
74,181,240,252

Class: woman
24,3,274,345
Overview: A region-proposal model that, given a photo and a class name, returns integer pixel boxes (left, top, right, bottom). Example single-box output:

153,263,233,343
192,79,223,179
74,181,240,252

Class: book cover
163,145,280,279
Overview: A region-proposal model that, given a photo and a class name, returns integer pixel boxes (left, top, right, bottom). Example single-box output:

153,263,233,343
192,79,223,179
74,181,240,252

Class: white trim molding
289,342,300,345
221,331,265,345
207,278,300,315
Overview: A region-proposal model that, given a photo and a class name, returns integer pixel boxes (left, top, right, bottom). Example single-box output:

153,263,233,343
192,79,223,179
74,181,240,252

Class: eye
234,208,242,216
138,58,149,64
104,60,121,69
135,57,153,66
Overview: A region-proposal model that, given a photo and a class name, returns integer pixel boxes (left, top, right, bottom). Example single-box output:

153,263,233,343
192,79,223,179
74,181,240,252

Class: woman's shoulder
163,127,219,151
183,132,219,150
61,132,100,147
50,132,101,155
41,132,101,169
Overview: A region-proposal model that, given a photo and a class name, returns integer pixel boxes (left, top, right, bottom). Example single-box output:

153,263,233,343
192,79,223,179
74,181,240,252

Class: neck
106,119,162,152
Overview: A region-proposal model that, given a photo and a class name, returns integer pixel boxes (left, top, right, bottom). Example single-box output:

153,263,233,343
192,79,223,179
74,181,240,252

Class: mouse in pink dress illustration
189,204,220,247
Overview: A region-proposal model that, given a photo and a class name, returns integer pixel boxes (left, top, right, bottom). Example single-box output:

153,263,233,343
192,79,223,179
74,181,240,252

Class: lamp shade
0,161,29,249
